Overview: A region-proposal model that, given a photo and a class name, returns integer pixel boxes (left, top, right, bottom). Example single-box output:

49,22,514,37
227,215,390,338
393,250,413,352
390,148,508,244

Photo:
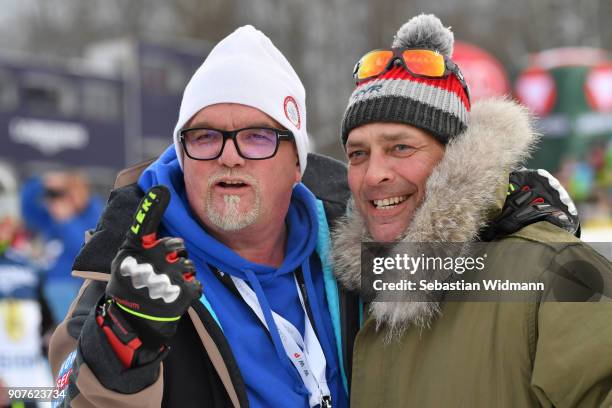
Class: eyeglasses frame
179,126,295,161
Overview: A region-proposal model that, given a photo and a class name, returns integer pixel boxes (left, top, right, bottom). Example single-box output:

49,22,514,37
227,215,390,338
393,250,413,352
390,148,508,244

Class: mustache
207,169,260,191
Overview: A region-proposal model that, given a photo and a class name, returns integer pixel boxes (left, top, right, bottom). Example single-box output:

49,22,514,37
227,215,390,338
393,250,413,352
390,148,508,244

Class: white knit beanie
173,25,309,175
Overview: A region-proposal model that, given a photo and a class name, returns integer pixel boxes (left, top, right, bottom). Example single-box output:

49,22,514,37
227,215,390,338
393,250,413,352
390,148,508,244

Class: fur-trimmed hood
332,98,539,337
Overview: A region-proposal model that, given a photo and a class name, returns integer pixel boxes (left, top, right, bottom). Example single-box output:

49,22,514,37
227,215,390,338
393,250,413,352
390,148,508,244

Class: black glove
98,185,202,367
482,168,581,241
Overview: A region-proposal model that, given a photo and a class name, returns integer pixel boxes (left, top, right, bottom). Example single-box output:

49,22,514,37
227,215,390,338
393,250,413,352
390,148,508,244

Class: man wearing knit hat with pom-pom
333,14,612,407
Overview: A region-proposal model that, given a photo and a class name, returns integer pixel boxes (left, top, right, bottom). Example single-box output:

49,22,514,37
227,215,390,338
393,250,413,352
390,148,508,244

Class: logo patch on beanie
284,96,301,129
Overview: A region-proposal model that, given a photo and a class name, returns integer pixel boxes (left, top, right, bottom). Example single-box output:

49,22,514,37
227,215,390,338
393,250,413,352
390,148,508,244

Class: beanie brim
341,70,469,146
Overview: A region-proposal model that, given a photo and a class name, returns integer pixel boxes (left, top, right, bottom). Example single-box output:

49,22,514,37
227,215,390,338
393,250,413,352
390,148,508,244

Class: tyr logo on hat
352,84,383,100
284,96,301,130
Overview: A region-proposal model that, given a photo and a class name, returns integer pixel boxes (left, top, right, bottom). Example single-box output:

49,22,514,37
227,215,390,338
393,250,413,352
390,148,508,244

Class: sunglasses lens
357,50,394,80
402,49,446,77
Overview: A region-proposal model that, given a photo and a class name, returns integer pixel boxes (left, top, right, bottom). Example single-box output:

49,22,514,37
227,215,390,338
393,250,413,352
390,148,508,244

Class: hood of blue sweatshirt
138,146,341,407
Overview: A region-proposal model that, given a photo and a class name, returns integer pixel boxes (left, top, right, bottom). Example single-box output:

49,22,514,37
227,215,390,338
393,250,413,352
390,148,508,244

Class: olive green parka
332,98,612,408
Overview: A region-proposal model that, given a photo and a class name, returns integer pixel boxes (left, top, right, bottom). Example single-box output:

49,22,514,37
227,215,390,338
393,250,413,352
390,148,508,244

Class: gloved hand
482,168,581,240
97,185,202,368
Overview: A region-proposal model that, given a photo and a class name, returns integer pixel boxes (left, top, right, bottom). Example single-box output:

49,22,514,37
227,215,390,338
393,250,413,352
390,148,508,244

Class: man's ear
294,157,302,183
294,147,302,183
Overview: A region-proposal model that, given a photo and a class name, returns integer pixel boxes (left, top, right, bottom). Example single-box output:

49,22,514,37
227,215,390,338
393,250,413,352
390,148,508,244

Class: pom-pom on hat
341,14,470,146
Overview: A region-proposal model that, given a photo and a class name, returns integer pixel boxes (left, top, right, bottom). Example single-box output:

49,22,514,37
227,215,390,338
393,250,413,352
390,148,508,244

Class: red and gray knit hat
341,14,470,146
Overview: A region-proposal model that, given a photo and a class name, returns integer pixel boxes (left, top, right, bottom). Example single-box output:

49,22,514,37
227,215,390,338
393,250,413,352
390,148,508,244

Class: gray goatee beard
205,171,261,231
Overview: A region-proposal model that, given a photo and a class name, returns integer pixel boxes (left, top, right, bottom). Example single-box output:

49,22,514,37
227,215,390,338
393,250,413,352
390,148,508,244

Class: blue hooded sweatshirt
139,146,347,408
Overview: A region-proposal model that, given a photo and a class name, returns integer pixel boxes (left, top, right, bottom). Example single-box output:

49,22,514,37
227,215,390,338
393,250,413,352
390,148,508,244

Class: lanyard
230,274,332,408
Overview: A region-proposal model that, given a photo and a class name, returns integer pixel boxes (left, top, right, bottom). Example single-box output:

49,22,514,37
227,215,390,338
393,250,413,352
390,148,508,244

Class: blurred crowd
555,140,612,240
0,164,102,407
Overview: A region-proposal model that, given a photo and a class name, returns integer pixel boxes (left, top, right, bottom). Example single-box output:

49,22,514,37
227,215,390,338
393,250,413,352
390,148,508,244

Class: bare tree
5,0,610,160
171,0,237,42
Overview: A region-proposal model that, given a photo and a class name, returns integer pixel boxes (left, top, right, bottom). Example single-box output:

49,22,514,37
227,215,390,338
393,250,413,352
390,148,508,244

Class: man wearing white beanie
49,25,351,408
173,25,309,175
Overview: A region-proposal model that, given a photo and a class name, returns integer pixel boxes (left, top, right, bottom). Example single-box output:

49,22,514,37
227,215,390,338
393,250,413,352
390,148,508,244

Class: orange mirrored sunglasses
352,48,470,101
